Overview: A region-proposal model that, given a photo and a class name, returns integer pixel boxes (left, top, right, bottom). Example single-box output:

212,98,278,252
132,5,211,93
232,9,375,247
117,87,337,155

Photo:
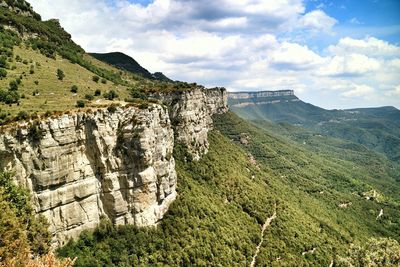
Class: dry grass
0,45,130,117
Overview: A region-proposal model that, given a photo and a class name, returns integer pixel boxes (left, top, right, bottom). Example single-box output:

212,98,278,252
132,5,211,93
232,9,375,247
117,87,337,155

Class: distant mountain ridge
90,52,172,81
228,90,400,161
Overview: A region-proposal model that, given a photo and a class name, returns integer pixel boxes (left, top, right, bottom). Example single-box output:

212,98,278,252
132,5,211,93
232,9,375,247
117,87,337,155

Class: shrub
16,111,29,121
70,85,78,93
0,68,7,78
104,90,118,101
56,69,65,80
22,59,28,65
9,80,19,91
76,100,85,108
107,104,118,113
85,94,94,101
29,65,34,74
34,80,39,85
92,76,99,83
28,123,44,143
130,89,148,100
94,89,101,96
101,78,107,84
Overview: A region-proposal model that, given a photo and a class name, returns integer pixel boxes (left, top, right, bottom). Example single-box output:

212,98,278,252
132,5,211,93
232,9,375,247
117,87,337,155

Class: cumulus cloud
341,84,374,98
28,0,400,109
298,10,337,33
269,42,324,70
319,54,381,77
328,37,400,58
385,85,400,97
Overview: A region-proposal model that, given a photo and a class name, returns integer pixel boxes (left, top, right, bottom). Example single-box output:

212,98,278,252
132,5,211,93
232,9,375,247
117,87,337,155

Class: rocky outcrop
0,87,228,246
0,106,176,246
228,90,298,108
153,87,228,160
228,90,294,100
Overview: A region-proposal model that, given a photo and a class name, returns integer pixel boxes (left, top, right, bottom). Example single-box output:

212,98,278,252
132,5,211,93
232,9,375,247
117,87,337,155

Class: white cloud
298,10,337,33
328,37,400,58
320,54,381,76
385,85,400,97
269,42,324,70
341,84,374,98
27,0,400,109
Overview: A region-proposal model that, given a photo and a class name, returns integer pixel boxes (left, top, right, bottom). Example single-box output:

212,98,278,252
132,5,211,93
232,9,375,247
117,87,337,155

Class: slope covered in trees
58,112,400,266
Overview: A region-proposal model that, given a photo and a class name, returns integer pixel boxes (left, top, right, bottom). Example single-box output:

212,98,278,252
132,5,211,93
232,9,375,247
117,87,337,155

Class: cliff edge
0,87,227,246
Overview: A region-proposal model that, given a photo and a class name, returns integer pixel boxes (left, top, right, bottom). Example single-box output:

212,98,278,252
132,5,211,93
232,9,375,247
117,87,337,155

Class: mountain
228,90,400,161
1,1,400,266
90,52,172,81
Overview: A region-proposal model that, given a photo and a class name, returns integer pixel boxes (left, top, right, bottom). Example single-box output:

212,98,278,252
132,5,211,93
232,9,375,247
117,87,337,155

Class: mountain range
0,1,399,266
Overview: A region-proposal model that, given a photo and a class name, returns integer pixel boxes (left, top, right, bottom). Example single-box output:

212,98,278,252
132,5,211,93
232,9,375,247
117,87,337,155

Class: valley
0,0,399,266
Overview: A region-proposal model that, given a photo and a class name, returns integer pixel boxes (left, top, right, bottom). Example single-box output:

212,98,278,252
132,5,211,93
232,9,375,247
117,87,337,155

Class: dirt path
250,203,277,267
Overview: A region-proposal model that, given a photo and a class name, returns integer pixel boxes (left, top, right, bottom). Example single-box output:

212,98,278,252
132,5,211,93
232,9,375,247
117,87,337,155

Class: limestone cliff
0,87,227,246
152,87,228,160
228,90,299,107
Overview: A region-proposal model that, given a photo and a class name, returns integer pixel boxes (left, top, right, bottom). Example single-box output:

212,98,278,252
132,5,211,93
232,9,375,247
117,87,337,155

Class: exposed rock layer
0,88,227,246
153,87,228,160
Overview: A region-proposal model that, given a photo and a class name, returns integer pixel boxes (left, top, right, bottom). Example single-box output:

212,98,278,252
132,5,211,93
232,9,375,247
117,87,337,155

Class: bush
101,78,107,84
85,94,94,101
107,104,118,113
130,88,148,100
70,85,78,93
0,89,20,104
16,111,29,121
92,76,99,83
9,80,19,91
104,90,118,101
0,68,7,78
56,69,65,80
76,100,85,108
94,89,101,96
28,123,44,143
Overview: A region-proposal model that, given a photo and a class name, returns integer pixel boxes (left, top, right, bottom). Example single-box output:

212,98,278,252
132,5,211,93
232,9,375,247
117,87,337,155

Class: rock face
153,87,228,160
0,106,176,246
228,90,299,108
0,87,228,246
228,90,294,100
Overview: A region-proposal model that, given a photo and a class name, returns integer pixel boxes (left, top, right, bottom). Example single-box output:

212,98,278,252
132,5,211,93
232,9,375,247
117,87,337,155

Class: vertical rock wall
0,87,228,246
153,87,228,160
0,106,176,246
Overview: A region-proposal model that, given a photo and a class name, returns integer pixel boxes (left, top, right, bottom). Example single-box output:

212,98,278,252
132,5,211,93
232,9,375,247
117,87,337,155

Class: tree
76,100,85,108
104,90,118,100
337,238,400,267
0,68,7,78
70,85,78,93
9,80,19,91
57,69,65,80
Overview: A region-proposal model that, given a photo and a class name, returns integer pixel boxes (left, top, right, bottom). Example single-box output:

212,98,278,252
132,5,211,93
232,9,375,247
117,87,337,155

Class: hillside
0,1,185,125
1,1,400,266
228,91,400,161
90,52,172,82
57,112,400,266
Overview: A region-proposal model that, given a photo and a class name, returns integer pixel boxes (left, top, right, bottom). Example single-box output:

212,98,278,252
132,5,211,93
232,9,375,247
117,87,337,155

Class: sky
28,0,400,109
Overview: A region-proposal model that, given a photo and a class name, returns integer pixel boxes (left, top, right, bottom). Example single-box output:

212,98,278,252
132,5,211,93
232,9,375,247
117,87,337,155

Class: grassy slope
0,46,130,117
58,112,400,266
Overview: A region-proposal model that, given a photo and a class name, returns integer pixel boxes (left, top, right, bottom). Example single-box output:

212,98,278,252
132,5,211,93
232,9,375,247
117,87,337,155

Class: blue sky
29,0,400,109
